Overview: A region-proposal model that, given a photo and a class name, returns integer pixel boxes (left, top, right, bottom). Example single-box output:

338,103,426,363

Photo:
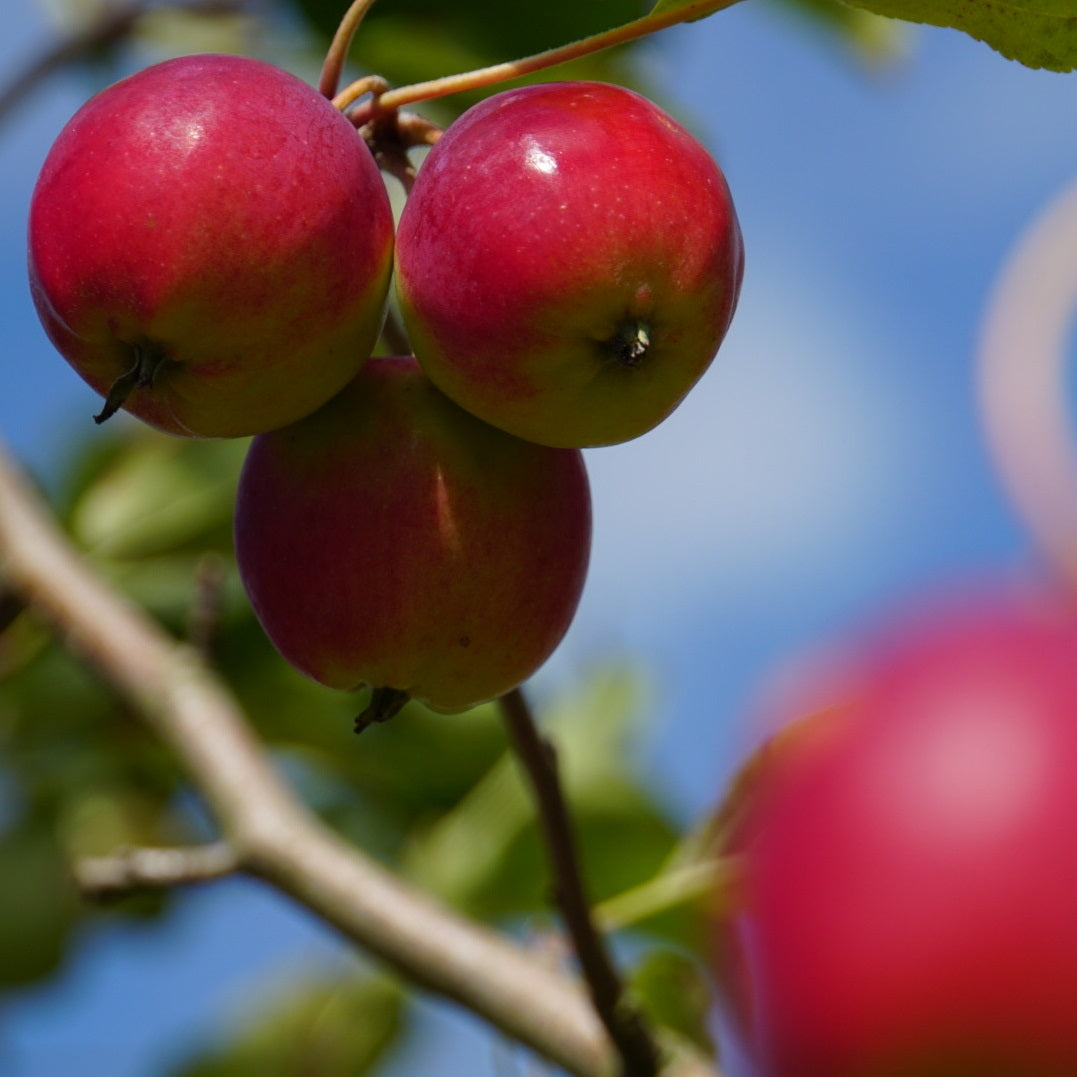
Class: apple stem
358,111,441,197
318,0,381,99
331,73,389,115
354,686,410,733
349,0,745,120
94,342,165,425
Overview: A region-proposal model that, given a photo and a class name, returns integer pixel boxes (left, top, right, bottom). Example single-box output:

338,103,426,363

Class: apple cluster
27,53,743,722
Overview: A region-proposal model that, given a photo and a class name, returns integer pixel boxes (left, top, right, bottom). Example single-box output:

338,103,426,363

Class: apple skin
233,356,591,713
394,81,744,449
714,590,1077,1077
28,53,394,438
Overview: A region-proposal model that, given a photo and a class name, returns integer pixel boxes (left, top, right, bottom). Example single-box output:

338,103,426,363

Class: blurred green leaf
772,0,909,66
170,970,406,1077
131,5,258,59
296,0,654,122
358,18,644,118
630,948,716,1057
0,824,79,988
68,433,243,561
300,0,648,53
401,671,679,920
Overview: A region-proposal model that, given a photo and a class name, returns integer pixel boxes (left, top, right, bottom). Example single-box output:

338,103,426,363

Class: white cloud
569,234,922,645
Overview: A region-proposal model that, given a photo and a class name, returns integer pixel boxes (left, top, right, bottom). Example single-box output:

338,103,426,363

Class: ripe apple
394,81,744,449
233,356,591,719
714,588,1077,1076
28,53,394,438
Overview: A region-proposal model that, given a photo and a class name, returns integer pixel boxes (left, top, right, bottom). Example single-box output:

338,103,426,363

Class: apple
394,81,744,449
28,53,394,438
233,356,591,720
715,588,1077,1077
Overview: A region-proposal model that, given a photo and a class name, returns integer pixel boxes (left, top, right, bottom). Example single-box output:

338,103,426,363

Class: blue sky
3,0,1077,1073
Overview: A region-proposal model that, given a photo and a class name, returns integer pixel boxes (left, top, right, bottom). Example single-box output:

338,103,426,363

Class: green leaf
68,434,243,561
400,670,679,920
651,0,1076,69
649,0,744,22
774,0,911,65
300,0,648,54
630,949,716,1057
170,971,406,1077
0,825,79,989
840,0,1077,70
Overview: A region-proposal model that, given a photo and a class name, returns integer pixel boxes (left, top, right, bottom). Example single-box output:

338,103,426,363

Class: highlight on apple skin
233,356,592,718
714,586,1077,1077
394,80,744,449
28,53,395,439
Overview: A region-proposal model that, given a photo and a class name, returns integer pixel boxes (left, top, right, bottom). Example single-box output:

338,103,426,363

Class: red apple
28,53,394,438
715,588,1077,1077
233,356,591,718
394,81,744,449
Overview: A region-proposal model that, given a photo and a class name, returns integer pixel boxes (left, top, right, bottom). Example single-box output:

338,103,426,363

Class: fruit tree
0,1,1074,1075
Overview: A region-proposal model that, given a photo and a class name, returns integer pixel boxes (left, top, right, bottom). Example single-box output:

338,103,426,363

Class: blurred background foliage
0,0,900,1072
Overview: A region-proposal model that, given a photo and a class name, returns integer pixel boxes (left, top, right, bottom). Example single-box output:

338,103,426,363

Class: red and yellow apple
28,53,394,438
233,356,591,717
394,81,744,449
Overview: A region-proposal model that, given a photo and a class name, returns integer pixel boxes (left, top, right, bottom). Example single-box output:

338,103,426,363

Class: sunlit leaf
839,0,1075,70
401,670,678,918
652,0,1076,69
68,435,243,560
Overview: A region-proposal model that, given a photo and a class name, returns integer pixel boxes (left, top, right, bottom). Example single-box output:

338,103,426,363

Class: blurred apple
715,586,1077,1077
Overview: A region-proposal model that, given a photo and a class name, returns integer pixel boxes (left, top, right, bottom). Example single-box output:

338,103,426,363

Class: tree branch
75,840,240,898
0,441,720,1077
501,688,662,1077
0,0,248,128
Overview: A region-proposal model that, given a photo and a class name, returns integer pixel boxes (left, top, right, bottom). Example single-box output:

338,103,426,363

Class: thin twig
317,0,380,99
186,551,227,661
359,109,441,194
0,0,247,128
75,840,239,897
331,73,389,113
349,0,743,121
500,687,662,1077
